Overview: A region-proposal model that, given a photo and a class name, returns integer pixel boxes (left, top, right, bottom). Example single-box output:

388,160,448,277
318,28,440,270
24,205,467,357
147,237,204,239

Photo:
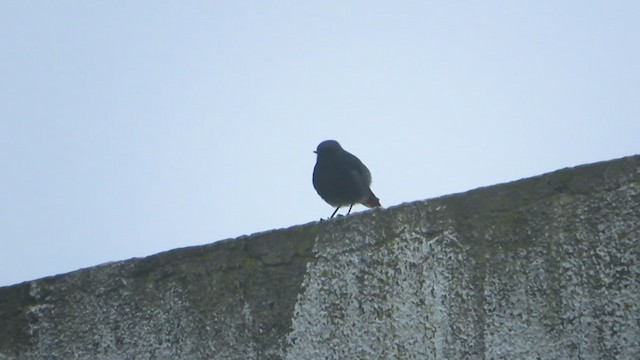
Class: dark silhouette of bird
313,140,381,218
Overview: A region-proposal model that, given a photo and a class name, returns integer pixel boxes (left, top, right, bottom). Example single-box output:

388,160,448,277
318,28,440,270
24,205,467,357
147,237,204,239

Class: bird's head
314,140,342,154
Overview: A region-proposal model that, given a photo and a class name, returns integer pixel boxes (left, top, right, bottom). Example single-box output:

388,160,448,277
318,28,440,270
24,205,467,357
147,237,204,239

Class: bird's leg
347,204,354,215
330,206,341,219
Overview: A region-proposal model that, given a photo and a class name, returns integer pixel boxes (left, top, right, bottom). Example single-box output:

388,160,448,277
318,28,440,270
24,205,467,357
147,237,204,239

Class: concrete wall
1,155,639,359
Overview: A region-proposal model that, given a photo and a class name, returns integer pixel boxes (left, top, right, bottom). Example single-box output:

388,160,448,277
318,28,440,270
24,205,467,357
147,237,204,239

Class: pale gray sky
1,1,639,286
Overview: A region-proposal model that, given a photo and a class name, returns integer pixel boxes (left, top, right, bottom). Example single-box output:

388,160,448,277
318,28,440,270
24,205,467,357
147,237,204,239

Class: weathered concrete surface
1,155,639,359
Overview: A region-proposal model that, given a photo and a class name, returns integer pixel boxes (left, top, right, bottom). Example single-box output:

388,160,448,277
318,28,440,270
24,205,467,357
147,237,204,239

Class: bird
312,140,381,219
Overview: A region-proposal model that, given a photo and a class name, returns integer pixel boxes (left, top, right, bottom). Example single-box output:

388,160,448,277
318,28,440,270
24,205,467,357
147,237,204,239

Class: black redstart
313,140,381,218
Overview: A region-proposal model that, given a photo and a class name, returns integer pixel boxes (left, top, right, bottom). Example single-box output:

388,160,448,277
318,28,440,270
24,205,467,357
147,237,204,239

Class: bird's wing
342,151,372,186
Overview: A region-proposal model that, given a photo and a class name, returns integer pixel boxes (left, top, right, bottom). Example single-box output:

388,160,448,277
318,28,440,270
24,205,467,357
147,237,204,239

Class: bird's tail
361,190,381,208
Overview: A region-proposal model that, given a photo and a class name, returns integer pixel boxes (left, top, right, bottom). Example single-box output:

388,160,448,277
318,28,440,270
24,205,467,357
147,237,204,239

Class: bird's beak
313,150,317,154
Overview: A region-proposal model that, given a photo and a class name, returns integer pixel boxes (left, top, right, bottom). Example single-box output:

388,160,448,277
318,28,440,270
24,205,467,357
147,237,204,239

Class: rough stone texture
1,155,639,360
